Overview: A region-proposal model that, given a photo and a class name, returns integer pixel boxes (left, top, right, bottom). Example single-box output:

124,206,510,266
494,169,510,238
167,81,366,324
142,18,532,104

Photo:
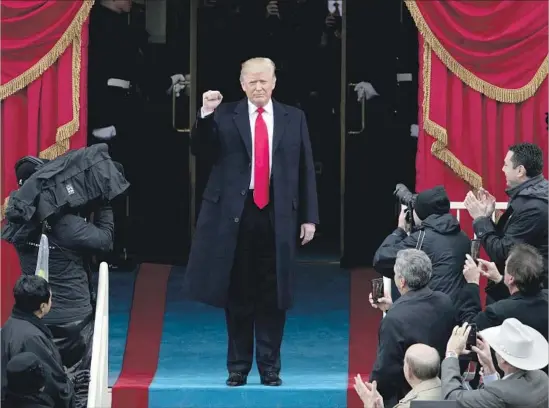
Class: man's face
502,151,524,188
241,69,276,107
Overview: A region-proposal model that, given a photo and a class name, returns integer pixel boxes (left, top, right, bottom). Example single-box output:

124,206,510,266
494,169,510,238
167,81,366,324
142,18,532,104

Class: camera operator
373,185,471,302
2,157,114,406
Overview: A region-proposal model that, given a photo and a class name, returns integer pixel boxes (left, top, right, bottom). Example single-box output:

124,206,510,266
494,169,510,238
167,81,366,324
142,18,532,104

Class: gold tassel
0,1,92,221
422,41,483,190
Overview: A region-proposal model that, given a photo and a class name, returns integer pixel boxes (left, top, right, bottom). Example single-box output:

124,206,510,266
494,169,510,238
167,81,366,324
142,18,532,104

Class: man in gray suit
442,319,548,407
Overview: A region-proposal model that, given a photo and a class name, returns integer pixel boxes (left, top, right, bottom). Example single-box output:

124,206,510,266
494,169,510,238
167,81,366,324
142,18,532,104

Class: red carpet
347,268,383,408
111,264,172,408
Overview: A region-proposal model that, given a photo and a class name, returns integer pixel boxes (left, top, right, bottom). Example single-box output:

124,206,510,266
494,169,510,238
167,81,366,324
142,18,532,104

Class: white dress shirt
201,99,274,189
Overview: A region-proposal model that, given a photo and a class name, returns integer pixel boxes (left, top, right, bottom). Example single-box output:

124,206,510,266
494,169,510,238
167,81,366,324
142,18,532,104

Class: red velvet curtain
406,0,548,303
1,0,92,324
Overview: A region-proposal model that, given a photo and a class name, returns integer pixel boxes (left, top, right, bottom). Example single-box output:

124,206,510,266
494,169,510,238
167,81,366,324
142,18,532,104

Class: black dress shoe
260,372,282,386
226,372,247,387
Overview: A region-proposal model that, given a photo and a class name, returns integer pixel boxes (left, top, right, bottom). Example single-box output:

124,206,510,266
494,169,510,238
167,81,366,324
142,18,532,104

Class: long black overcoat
182,99,319,309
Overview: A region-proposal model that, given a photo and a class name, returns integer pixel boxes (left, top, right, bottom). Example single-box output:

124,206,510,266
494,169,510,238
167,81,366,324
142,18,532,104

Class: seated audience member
464,143,548,289
369,249,455,406
374,186,470,302
2,156,114,374
443,319,548,407
1,275,75,408
458,243,547,338
4,352,54,408
354,344,442,408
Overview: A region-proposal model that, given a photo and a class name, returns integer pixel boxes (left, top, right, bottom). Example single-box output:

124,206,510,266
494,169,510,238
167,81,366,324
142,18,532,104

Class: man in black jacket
4,352,55,408
373,185,471,302
458,243,547,338
369,249,455,406
1,275,75,408
464,142,548,288
2,158,114,376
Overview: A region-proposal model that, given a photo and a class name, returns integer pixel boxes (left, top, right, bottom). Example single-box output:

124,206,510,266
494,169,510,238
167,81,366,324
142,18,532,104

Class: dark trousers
225,193,286,375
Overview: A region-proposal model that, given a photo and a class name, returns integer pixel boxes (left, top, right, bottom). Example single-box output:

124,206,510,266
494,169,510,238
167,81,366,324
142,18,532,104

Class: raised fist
202,90,223,113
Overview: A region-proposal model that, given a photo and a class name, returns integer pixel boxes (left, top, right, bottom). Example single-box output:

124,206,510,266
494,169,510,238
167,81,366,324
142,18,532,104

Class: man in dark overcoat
182,57,319,387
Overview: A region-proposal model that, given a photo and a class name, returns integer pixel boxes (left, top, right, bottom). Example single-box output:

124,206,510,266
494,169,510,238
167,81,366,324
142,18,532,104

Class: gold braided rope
406,0,547,188
1,1,93,220
0,1,93,100
406,0,548,103
422,42,483,190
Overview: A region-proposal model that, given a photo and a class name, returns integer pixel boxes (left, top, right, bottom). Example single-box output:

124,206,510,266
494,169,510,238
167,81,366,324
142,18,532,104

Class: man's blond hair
240,57,276,82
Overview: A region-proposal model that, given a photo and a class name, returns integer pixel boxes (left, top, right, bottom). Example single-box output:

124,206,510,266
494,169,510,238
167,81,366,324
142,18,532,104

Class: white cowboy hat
480,318,548,371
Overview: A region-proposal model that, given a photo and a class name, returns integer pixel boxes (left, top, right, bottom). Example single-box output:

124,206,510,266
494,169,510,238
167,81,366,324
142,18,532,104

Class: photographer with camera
2,155,116,408
373,185,471,303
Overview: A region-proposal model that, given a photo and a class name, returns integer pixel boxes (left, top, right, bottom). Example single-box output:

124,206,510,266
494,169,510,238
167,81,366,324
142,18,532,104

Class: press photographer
373,185,471,302
2,144,130,408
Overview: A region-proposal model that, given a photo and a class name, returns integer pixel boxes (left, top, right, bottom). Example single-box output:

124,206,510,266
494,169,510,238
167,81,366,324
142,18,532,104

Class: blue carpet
146,264,350,408
108,269,138,386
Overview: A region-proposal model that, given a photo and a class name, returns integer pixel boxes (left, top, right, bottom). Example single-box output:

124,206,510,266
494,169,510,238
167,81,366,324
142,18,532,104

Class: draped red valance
409,0,547,96
406,0,548,194
1,0,92,323
407,0,548,307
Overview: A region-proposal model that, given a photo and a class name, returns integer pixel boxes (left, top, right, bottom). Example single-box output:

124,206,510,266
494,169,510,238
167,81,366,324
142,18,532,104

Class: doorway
105,0,418,266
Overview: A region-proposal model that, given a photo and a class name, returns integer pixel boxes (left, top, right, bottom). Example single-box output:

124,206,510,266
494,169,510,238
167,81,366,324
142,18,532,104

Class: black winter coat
1,309,74,408
473,175,548,287
373,213,471,302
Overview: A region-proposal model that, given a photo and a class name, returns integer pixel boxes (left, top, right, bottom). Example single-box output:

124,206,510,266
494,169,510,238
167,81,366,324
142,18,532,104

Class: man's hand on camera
398,208,408,231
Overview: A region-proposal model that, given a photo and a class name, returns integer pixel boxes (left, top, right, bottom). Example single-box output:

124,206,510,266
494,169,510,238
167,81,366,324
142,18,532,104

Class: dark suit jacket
1,309,74,408
183,99,319,309
456,282,548,338
370,287,456,405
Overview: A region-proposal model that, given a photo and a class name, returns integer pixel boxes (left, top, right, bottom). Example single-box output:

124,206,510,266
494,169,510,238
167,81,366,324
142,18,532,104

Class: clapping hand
354,375,384,408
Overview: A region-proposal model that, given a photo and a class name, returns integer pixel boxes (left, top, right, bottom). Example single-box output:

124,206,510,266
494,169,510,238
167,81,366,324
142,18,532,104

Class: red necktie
254,107,269,209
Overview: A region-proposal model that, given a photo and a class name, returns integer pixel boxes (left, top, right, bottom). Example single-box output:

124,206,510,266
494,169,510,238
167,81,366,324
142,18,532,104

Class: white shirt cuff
482,372,500,384
200,108,214,118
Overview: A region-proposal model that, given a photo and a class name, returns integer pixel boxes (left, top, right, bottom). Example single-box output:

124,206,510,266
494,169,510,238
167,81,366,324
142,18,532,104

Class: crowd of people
359,142,548,408
0,0,547,407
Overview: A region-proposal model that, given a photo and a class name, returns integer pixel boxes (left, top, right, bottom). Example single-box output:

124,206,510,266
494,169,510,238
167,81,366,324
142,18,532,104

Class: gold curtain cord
405,0,548,104
0,1,93,100
0,1,93,221
422,42,483,190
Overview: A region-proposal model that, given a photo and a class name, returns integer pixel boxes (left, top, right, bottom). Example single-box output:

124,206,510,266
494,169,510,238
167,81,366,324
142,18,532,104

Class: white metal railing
88,262,110,408
382,201,508,309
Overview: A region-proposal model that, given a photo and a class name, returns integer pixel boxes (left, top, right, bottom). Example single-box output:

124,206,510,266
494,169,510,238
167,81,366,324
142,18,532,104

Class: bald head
404,344,440,381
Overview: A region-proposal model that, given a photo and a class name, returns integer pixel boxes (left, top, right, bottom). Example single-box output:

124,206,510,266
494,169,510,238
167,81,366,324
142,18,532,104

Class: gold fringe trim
0,1,93,100
422,41,483,190
1,1,92,220
406,0,548,103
